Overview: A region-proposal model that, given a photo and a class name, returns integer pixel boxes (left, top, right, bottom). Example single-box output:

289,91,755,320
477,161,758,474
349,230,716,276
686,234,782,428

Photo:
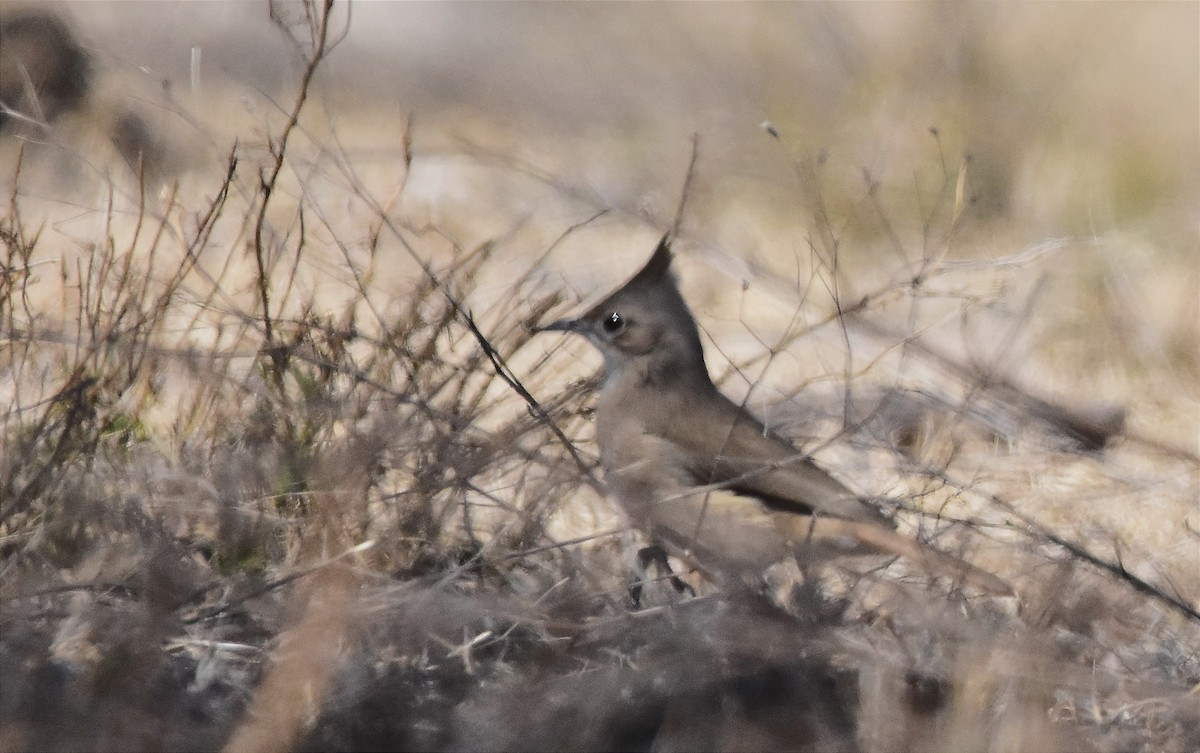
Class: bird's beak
535,317,581,334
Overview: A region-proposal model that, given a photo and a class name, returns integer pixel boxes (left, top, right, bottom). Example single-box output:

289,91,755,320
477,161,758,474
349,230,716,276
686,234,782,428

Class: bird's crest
626,232,674,288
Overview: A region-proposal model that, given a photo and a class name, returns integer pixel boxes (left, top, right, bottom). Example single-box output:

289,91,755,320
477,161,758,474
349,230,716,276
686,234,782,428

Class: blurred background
11,1,1198,232
15,0,1187,432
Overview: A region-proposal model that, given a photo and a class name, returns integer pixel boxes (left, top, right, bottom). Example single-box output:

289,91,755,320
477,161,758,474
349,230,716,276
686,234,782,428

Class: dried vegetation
1,2,1197,752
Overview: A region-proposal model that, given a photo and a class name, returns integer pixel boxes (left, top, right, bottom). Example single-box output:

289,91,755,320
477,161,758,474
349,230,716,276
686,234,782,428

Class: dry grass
1,2,1197,752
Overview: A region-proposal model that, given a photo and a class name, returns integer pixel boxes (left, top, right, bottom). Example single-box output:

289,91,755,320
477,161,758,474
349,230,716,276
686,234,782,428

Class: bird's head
539,233,709,385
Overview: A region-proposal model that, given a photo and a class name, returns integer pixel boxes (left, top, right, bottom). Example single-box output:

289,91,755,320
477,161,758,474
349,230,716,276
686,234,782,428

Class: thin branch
927,467,1200,624
459,308,601,491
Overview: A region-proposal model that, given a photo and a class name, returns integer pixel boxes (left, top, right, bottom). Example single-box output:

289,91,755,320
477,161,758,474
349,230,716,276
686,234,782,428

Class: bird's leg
628,543,696,609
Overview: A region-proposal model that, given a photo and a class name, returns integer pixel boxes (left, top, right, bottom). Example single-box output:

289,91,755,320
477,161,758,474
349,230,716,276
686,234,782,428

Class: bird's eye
601,311,625,334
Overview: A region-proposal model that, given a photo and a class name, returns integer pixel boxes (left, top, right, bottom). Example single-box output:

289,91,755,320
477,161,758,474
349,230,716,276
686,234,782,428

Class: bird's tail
794,516,1013,596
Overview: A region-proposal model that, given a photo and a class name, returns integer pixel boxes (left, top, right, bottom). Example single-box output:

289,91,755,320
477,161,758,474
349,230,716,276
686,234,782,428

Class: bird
538,233,1010,596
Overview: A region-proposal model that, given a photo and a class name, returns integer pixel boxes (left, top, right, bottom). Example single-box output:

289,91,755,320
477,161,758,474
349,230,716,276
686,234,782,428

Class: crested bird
539,233,1010,596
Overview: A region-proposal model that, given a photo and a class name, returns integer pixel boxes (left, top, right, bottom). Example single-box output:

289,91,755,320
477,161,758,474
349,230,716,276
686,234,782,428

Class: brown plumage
541,234,1010,595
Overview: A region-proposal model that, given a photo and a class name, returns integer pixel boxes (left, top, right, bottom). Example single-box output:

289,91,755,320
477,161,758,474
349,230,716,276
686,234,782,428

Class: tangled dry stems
1,3,1197,751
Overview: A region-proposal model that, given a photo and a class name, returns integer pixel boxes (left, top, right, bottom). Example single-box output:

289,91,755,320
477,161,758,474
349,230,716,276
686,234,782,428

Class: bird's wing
665,395,894,526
